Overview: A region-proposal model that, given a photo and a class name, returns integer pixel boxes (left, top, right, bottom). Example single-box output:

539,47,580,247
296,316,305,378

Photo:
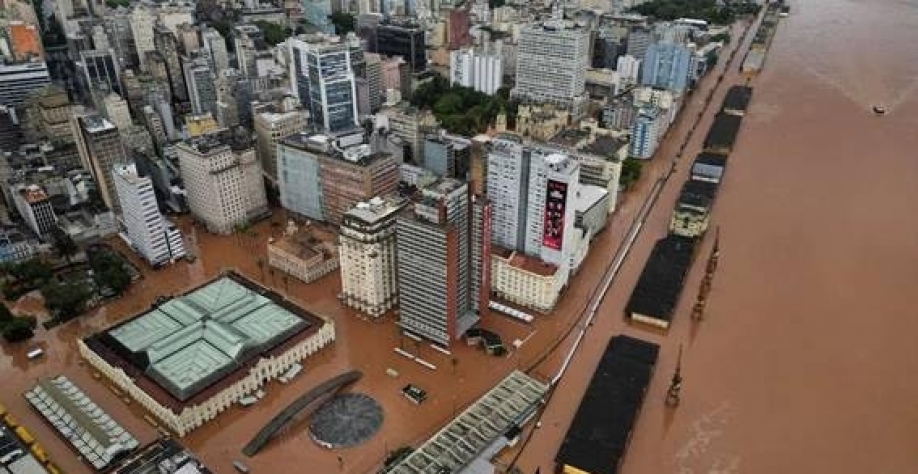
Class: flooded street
513,0,918,473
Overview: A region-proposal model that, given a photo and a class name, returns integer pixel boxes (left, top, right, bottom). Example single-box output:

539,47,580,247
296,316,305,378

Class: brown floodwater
511,0,918,473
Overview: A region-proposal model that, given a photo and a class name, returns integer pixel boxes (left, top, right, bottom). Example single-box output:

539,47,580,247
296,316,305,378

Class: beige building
515,104,570,141
23,85,73,143
267,221,339,284
490,247,566,313
338,196,406,319
253,98,309,184
176,134,268,234
78,273,336,437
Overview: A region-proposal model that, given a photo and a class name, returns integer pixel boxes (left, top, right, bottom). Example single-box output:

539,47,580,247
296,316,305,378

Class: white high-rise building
449,48,503,95
176,135,269,234
486,134,526,251
130,6,156,71
338,196,406,319
113,164,186,266
616,54,641,85
512,7,590,115
201,28,229,72
288,34,361,133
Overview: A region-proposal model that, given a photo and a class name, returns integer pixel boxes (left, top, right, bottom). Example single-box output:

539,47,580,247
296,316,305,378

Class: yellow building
490,247,566,313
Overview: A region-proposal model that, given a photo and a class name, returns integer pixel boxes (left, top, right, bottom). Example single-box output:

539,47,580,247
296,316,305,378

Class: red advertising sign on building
542,180,567,250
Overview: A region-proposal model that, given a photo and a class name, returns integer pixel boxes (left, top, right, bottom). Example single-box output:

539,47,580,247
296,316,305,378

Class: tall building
233,25,262,78
449,48,503,95
253,98,309,183
103,11,138,70
616,54,641,85
153,24,187,103
470,194,491,314
277,132,326,221
319,143,400,225
201,27,229,72
130,6,156,71
626,26,652,60
12,185,57,239
288,35,360,133
176,134,268,234
512,10,590,115
103,93,132,131
380,103,439,162
423,133,471,179
303,0,335,34
447,8,471,49
374,21,427,73
339,196,406,319
629,106,665,159
182,55,217,116
73,115,129,213
641,42,693,93
396,179,479,346
0,61,51,109
113,163,186,266
486,135,581,269
364,52,383,113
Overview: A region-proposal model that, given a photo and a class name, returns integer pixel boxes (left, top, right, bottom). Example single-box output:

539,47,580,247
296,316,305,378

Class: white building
449,48,503,95
130,6,156,71
338,196,406,319
201,27,229,72
288,34,361,133
616,54,641,85
176,135,269,234
512,6,590,116
486,134,526,251
490,248,565,313
254,99,309,183
629,106,666,159
113,163,186,266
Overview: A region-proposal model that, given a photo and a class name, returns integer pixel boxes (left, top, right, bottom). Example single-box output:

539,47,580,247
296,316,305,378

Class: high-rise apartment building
113,163,186,266
201,27,229,72
73,115,129,213
130,6,156,71
617,54,641,85
253,98,308,183
277,132,327,221
396,179,479,346
339,196,407,319
153,24,187,103
233,25,262,78
319,144,400,225
12,185,57,239
641,41,693,93
626,26,652,60
0,61,51,109
374,21,427,73
183,55,218,116
288,35,360,134
449,48,503,95
629,106,665,159
176,134,268,234
512,10,590,115
486,134,527,251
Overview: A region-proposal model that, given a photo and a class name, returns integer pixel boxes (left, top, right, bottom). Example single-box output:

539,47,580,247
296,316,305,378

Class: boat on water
873,105,887,115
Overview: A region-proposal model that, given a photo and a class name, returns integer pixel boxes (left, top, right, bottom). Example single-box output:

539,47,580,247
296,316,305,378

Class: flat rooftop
83,273,324,410
270,223,337,262
556,335,659,474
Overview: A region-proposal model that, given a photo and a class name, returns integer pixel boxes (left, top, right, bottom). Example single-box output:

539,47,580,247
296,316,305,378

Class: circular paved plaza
309,393,383,449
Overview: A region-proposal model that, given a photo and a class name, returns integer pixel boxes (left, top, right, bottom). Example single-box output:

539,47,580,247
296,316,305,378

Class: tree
620,158,644,189
9,259,53,287
1,315,37,342
50,226,78,264
89,251,131,295
41,280,92,321
254,21,288,46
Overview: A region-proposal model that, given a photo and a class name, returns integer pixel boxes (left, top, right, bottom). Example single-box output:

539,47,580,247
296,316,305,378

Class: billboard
542,179,568,251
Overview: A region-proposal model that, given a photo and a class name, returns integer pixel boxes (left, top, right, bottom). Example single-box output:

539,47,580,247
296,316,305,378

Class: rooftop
269,222,337,263
493,246,560,277
556,336,659,474
573,184,609,213
342,196,407,226
113,438,213,474
18,185,49,204
80,115,117,134
83,273,324,408
676,180,718,210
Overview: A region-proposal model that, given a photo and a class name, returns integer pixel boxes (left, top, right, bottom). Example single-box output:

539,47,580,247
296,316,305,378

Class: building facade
319,144,400,225
288,35,360,134
629,106,665,159
449,48,503,95
12,185,57,240
641,42,693,93
490,248,565,313
374,22,427,73
339,196,406,319
113,163,186,266
277,133,327,221
267,222,339,283
176,135,269,234
73,115,129,214
253,100,309,183
0,61,51,109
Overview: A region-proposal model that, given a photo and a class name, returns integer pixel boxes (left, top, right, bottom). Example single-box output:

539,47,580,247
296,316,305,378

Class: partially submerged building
267,221,339,284
79,272,336,436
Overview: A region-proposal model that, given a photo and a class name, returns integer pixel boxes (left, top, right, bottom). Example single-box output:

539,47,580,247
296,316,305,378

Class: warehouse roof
556,335,659,474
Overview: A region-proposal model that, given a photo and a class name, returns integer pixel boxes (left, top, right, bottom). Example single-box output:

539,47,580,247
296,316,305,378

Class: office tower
470,194,491,314
73,115,130,213
253,99,308,183
0,61,51,109
102,92,132,130
21,85,73,143
629,106,665,159
103,11,138,70
130,5,156,71
12,185,57,239
303,0,335,34
486,134,526,251
201,27,229,72
288,35,360,133
153,24,187,103
113,163,186,266
215,69,253,129
626,26,652,60
380,104,439,162
423,133,471,179
374,21,427,73
277,133,326,221
513,10,590,115
396,179,478,346
641,42,693,93
233,25,262,77
183,55,218,116
339,196,406,319
176,134,268,234
364,52,383,113
319,143,399,225
176,23,200,54
449,48,503,95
